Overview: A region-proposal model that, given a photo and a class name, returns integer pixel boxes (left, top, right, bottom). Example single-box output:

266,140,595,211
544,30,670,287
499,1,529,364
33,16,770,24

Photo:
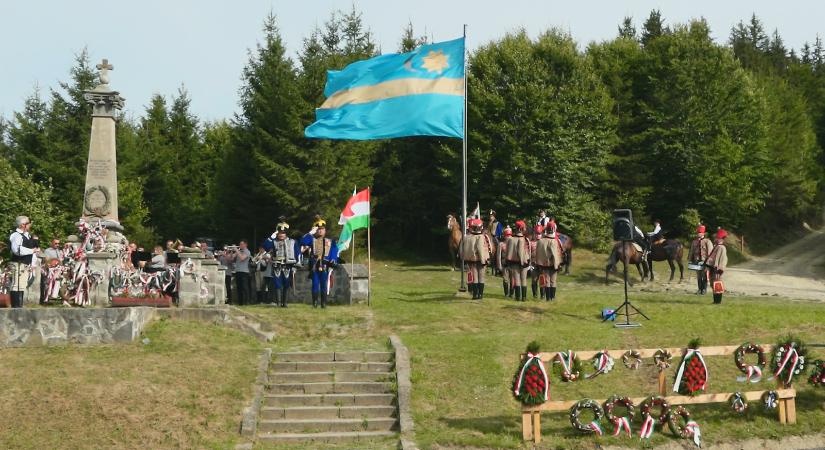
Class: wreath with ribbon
555,350,582,382
639,396,670,439
730,392,748,413
622,350,643,370
603,395,634,437
734,343,767,383
512,342,550,405
569,399,604,435
653,348,673,371
586,350,614,379
667,405,702,448
673,340,708,396
809,360,825,387
762,390,779,410
770,336,808,386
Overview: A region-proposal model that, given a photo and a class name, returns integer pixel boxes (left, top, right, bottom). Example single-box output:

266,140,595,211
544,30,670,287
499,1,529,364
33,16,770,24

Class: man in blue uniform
263,220,299,308
300,216,339,309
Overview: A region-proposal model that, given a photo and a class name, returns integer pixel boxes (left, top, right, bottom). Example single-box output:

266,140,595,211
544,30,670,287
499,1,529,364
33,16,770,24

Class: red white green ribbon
685,420,701,447
557,350,578,381
586,351,614,379
772,347,799,385
612,416,631,437
513,353,549,401
639,415,655,440
672,349,708,393
737,365,762,383
589,421,603,435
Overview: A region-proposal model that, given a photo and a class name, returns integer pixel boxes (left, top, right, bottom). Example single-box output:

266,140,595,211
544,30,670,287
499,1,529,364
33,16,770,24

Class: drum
687,262,704,271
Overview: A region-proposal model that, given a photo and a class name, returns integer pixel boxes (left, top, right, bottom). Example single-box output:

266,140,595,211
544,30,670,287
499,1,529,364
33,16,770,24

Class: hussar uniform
460,218,492,299
505,221,531,301
497,226,512,296
688,225,714,295
705,228,729,305
263,218,299,308
9,218,38,308
534,222,563,301
529,225,543,299
299,217,339,308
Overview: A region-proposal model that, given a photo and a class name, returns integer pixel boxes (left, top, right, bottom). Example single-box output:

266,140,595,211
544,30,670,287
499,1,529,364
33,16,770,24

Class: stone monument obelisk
82,59,125,228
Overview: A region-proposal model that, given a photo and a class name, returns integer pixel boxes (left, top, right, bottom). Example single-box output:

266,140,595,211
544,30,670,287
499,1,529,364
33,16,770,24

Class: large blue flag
305,37,465,140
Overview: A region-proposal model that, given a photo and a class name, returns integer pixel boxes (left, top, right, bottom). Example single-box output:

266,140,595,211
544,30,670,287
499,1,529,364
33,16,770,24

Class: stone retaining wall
0,307,154,346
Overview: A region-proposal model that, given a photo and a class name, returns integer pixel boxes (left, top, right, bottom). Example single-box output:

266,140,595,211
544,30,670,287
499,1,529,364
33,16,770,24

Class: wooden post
658,370,667,396
532,411,541,444
778,399,787,424
786,397,797,424
521,411,533,441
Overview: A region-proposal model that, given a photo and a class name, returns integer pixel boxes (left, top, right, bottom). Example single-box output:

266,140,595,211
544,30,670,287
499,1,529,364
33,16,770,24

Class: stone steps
261,405,396,420
270,371,394,383
255,350,399,445
258,417,397,433
263,393,395,407
257,430,396,444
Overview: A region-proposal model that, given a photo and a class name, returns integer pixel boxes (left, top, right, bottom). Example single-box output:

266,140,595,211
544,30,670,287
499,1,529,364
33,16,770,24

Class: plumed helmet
716,228,728,239
533,224,544,234
489,209,497,218
503,226,513,237
696,224,706,234
469,218,483,228
515,220,527,231
313,215,326,228
545,221,557,234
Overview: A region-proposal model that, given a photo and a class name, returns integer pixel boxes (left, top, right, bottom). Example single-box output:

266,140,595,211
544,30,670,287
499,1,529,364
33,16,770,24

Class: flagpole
367,187,372,307
350,229,355,306
459,23,468,293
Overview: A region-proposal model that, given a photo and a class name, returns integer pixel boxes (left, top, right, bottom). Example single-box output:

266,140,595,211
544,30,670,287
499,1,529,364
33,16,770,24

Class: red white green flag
338,188,370,251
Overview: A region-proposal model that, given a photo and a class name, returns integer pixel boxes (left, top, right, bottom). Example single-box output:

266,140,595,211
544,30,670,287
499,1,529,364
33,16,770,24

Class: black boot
312,291,318,308
550,287,556,301
539,283,545,300
470,283,478,299
10,292,22,308
514,286,521,301
503,281,509,297
521,287,528,302
713,293,722,304
320,290,327,309
509,283,515,298
531,281,538,299
478,283,484,300
281,288,288,307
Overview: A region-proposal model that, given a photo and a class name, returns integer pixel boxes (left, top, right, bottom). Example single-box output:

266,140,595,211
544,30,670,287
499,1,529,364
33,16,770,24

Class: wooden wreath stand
520,344,797,444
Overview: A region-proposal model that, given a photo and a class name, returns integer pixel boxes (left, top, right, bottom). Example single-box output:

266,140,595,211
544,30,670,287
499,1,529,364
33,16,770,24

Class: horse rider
704,228,728,304
460,218,492,299
647,219,663,245
300,216,339,308
487,210,503,241
633,224,649,258
688,224,713,295
529,224,543,299
506,220,531,301
536,210,550,228
497,226,512,296
535,220,563,301
264,219,299,307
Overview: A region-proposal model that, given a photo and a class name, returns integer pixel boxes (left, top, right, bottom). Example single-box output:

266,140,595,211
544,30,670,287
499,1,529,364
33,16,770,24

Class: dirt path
721,227,825,302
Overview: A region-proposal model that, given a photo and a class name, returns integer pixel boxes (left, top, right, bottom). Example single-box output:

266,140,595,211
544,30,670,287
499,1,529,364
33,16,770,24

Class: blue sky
1,1,822,122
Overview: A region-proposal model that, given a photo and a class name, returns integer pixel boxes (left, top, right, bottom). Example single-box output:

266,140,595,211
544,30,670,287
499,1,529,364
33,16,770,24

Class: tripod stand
604,241,650,328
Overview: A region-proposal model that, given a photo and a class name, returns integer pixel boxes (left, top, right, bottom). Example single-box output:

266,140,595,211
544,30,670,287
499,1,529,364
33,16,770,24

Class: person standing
40,238,64,304
688,224,713,295
264,222,298,308
218,246,234,304
300,217,339,308
535,221,563,301
459,218,491,299
529,225,543,299
705,228,728,304
497,226,512,296
252,246,269,303
233,240,252,305
9,216,39,308
536,210,550,228
487,210,503,241
505,220,530,302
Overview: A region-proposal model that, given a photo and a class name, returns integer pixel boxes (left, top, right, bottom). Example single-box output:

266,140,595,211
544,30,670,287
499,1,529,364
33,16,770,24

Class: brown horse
558,233,574,275
647,239,685,282
605,241,649,283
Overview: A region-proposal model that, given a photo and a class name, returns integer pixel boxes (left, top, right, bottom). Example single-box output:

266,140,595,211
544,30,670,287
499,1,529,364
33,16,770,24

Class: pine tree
618,17,636,40
399,21,427,53
641,10,667,46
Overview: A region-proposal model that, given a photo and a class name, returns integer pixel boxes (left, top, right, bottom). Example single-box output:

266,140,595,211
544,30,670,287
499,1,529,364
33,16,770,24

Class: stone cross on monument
82,58,125,228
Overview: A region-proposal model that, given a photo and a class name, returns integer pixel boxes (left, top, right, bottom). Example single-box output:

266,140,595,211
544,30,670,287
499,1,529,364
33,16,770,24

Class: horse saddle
632,243,644,253
653,238,666,246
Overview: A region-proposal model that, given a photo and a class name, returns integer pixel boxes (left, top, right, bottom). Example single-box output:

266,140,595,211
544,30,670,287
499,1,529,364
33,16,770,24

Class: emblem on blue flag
305,37,465,140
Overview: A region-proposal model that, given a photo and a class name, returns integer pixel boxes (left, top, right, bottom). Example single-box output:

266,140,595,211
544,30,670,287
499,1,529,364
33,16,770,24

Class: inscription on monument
88,160,112,179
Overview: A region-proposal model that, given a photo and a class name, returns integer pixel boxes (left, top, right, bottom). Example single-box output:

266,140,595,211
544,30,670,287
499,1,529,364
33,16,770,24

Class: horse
447,214,463,270
605,241,649,284
647,239,685,282
557,233,573,275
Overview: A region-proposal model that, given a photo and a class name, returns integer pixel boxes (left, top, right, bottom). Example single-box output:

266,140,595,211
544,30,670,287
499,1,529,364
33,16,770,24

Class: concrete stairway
258,351,399,445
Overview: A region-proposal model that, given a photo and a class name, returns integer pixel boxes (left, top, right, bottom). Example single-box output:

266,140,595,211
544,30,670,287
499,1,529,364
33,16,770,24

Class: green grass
2,248,824,449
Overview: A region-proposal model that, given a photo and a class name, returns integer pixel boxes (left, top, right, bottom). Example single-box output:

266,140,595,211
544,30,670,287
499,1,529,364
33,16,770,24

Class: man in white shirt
9,216,40,308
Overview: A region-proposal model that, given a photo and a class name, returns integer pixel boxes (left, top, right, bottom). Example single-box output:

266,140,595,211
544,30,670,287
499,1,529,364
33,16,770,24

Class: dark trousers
224,275,232,302
235,272,251,305
697,269,708,293
39,274,47,304
262,276,273,303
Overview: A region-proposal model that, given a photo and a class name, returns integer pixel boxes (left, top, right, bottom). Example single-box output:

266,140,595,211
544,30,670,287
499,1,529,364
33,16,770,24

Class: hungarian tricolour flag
338,188,370,251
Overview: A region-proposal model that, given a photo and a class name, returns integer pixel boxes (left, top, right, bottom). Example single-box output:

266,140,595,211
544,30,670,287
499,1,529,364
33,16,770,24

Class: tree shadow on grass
439,414,520,435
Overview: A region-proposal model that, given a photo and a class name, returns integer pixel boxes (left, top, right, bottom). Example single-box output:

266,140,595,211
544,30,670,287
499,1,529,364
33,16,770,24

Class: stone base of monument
0,307,155,346
111,295,172,308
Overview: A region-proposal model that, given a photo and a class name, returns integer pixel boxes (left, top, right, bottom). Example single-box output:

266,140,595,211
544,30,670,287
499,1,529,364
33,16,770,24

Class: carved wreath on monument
84,185,111,217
